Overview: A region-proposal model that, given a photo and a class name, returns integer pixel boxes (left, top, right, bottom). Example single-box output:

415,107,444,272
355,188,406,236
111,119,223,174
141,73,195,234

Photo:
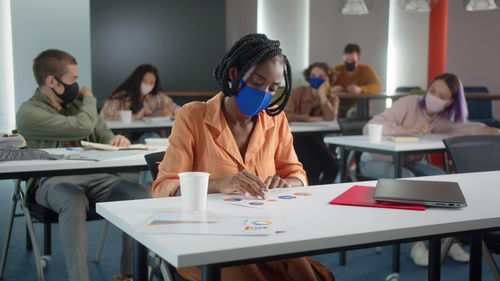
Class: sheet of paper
219,188,315,210
137,209,280,236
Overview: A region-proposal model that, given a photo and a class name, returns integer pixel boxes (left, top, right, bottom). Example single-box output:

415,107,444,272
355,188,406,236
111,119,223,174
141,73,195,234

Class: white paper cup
178,172,210,211
368,124,383,142
119,110,132,123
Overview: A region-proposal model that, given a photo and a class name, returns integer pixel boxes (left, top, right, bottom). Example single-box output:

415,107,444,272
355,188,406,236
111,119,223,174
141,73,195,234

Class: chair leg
44,223,51,256
26,225,32,251
21,199,45,281
483,242,500,281
94,221,109,263
0,182,21,279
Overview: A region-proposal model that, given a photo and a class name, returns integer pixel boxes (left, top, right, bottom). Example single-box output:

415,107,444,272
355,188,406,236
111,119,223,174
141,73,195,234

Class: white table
0,147,166,180
107,119,341,136
324,135,448,182
97,171,500,281
289,121,340,134
0,147,165,280
106,118,175,134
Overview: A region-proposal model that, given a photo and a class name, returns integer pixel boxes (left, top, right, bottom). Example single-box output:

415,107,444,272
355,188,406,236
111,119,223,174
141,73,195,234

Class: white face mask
425,93,448,113
140,83,154,95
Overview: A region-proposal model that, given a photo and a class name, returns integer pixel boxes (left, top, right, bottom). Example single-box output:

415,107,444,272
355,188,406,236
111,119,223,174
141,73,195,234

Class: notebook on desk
329,185,426,211
374,179,467,208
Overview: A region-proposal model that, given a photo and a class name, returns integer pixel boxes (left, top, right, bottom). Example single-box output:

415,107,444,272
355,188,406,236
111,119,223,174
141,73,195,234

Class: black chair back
395,86,421,93
464,86,491,120
444,135,500,173
144,151,166,180
338,118,369,136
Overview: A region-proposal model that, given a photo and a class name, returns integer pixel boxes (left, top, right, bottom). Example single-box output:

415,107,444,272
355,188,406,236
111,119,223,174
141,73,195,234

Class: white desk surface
0,147,165,176
107,120,339,134
289,121,340,133
106,118,175,130
324,134,447,152
97,171,500,268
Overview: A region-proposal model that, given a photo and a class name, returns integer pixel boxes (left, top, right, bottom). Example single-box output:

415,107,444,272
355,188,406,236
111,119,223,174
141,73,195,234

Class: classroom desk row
337,92,500,119
97,170,500,281
1,138,499,281
106,119,341,135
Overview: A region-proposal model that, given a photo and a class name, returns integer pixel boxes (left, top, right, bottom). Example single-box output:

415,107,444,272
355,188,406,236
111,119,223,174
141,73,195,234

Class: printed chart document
218,188,315,210
137,209,281,236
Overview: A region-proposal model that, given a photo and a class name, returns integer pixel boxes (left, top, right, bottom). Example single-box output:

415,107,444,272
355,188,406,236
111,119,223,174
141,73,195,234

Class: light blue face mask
234,80,273,116
309,77,325,89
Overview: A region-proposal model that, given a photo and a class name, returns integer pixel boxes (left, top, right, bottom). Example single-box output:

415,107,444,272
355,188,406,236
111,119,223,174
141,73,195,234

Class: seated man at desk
332,43,382,117
16,49,151,281
285,62,339,184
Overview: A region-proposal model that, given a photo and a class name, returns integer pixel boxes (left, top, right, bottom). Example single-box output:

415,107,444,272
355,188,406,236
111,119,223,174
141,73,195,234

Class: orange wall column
427,0,448,84
428,0,448,168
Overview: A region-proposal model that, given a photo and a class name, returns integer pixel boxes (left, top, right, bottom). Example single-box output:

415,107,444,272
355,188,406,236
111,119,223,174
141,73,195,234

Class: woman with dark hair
100,64,180,121
359,73,499,266
152,33,335,281
285,62,339,185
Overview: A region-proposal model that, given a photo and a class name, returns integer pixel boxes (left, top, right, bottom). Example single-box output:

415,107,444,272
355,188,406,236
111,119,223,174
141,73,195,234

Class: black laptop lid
374,179,467,208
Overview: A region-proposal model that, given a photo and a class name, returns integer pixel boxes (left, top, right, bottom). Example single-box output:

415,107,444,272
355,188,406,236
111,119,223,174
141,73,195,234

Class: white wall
10,0,92,114
258,0,309,86
310,0,389,90
386,0,429,94
0,0,15,133
446,1,500,118
226,0,257,50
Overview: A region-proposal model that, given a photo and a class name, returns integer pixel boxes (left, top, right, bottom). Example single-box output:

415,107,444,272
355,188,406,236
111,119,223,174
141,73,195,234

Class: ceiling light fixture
340,0,370,15
464,0,498,11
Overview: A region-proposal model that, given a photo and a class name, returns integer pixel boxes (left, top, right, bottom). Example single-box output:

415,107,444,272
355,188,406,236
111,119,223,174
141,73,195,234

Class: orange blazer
151,92,307,197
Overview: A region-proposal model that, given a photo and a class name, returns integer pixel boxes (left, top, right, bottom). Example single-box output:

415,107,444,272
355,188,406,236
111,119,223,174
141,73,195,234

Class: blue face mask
309,77,325,89
234,80,273,116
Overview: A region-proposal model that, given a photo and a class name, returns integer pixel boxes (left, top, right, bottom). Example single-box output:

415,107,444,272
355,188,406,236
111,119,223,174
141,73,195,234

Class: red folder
329,185,426,211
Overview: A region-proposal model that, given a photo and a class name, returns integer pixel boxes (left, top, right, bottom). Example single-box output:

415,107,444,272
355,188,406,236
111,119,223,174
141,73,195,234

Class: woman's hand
133,108,153,120
209,169,267,199
264,175,292,189
109,135,130,147
402,122,432,135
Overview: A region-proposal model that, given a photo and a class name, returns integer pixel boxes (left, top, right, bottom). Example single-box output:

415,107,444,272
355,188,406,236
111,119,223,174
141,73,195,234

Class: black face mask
51,76,79,104
344,61,356,72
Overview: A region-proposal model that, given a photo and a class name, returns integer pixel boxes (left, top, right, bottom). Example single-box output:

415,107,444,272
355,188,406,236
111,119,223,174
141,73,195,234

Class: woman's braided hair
213,33,292,116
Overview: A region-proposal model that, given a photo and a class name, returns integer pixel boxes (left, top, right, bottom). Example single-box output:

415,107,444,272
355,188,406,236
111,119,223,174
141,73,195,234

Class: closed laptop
374,179,467,208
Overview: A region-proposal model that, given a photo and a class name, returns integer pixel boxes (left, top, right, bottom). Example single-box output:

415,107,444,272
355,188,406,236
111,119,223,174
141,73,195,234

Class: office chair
144,151,165,180
464,86,500,129
444,135,500,281
144,151,176,281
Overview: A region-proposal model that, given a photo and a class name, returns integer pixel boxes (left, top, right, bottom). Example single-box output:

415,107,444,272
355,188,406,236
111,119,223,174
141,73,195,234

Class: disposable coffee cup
368,124,383,142
178,172,210,211
119,110,132,123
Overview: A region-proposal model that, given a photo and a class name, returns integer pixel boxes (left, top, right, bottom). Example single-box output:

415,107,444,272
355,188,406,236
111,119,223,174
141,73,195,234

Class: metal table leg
134,240,148,281
340,147,347,183
202,264,221,281
470,233,482,281
428,238,441,281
